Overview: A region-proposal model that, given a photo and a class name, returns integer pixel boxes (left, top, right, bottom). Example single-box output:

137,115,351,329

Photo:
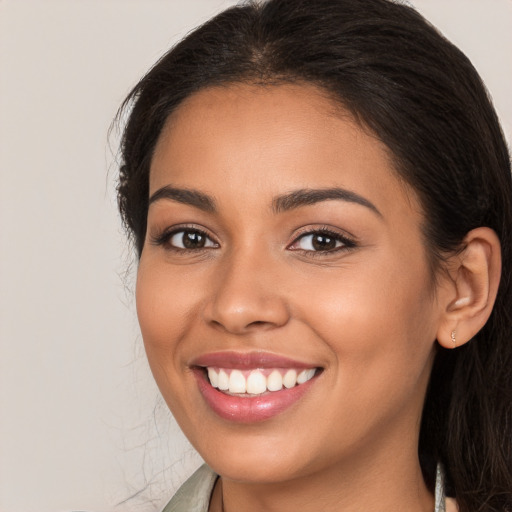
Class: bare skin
137,84,500,511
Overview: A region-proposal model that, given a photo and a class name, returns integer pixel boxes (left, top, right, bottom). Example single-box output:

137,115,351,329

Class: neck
210,438,433,512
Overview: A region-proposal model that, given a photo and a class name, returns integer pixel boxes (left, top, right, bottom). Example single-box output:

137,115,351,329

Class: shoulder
160,464,218,512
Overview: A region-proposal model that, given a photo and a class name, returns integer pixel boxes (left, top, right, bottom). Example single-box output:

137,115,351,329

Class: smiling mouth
192,353,323,422
204,367,318,396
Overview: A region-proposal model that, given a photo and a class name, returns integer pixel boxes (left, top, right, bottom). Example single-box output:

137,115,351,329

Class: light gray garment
161,465,218,512
161,463,447,512
434,464,447,512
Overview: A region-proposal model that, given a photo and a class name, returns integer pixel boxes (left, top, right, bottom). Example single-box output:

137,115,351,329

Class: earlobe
437,227,501,349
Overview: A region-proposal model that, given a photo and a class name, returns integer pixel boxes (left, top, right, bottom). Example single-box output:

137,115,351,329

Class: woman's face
137,84,447,484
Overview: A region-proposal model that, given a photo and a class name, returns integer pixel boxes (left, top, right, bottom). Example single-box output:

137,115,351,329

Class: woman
116,0,512,510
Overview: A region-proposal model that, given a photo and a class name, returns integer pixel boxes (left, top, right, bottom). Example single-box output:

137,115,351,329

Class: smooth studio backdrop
0,1,510,511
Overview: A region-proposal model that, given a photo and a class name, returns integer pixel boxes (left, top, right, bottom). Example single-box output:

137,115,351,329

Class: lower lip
193,368,318,423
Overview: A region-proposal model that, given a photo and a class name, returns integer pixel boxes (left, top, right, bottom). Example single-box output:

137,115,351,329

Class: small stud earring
451,330,457,348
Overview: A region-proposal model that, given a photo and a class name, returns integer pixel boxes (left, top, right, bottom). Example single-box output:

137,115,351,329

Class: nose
204,251,290,334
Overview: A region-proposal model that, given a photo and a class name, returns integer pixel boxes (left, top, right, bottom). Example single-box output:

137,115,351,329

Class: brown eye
288,229,357,255
294,232,344,252
169,230,217,250
311,234,337,251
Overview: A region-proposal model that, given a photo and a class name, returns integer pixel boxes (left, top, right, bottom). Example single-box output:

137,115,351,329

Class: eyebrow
148,186,216,212
273,188,382,216
148,185,381,217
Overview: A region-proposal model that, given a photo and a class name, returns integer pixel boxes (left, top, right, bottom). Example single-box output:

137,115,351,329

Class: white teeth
206,367,317,395
283,369,297,389
297,368,316,384
229,369,246,394
218,369,229,390
207,367,218,388
267,370,283,392
246,370,267,395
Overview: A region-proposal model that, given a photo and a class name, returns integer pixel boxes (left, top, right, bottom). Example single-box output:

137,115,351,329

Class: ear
436,227,501,349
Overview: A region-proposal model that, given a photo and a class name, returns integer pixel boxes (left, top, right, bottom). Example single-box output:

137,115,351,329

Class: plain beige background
0,1,510,511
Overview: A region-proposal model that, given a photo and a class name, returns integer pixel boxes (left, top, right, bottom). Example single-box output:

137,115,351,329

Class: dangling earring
451,330,457,348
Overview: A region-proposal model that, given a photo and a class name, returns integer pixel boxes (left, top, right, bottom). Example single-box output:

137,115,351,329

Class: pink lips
191,351,320,423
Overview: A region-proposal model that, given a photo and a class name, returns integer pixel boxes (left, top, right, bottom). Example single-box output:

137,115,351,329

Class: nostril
205,294,290,334
210,319,271,332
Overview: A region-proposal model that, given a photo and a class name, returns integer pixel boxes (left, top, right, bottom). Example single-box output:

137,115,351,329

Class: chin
204,448,309,484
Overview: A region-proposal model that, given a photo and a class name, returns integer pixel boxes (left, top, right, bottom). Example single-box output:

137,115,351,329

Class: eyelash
150,225,356,256
288,227,356,256
150,225,218,254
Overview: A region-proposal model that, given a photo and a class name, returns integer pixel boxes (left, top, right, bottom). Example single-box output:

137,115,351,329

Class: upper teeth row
207,368,316,395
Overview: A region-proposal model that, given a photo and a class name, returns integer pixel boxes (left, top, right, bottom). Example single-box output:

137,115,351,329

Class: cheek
135,259,212,430
135,259,198,370
296,249,437,397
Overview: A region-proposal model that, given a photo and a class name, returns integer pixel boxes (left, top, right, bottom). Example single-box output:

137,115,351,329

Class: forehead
150,83,418,219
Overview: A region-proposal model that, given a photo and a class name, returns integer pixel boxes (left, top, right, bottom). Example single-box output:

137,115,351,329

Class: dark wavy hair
116,0,512,510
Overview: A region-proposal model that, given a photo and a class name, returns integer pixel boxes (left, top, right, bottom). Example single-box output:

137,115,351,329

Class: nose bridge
205,242,289,333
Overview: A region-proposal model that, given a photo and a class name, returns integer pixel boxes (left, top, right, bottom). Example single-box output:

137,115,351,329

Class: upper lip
191,351,320,370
